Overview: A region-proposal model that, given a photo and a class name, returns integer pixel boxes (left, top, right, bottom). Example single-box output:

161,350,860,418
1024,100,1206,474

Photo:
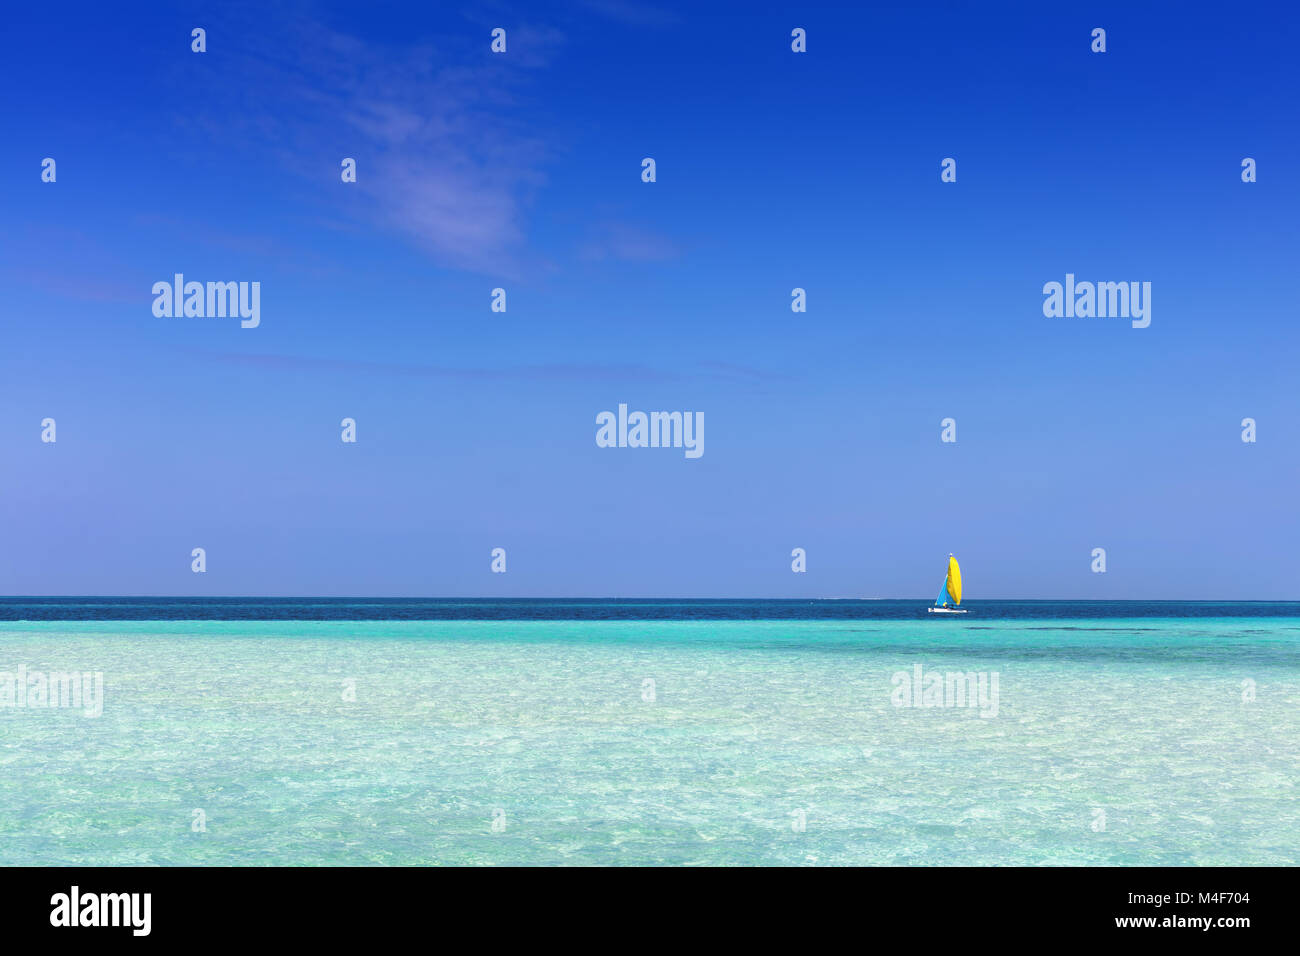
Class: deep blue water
1,597,1298,621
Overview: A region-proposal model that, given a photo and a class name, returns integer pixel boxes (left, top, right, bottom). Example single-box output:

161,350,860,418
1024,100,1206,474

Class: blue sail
935,578,949,606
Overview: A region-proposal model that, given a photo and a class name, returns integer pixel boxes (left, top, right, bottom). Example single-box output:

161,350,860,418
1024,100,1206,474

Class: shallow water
1,614,1297,865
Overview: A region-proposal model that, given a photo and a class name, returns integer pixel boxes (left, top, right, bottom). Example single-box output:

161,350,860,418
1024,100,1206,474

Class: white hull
927,607,967,614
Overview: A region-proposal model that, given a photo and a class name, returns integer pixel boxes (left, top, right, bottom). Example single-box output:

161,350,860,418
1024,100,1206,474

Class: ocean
1,600,1297,866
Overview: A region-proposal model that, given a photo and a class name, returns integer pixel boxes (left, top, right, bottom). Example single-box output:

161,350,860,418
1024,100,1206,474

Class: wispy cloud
193,348,785,386
578,222,680,262
196,11,563,275
1,225,141,305
576,0,681,28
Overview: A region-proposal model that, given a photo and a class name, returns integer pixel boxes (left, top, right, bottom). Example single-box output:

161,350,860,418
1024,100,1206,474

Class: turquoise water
2,615,1297,865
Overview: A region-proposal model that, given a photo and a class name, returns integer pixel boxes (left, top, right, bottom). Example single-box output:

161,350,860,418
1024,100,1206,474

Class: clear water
1,604,1297,865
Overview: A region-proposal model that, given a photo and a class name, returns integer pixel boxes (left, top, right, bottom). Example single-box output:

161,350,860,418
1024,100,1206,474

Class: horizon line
1,595,1298,603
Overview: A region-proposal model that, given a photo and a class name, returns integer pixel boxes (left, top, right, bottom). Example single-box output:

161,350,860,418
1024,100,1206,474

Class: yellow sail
946,555,963,605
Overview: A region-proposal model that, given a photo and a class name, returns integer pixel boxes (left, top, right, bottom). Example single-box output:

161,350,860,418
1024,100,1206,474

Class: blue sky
1,1,1297,598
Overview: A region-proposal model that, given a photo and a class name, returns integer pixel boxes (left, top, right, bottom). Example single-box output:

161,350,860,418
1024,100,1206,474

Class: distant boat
927,554,968,614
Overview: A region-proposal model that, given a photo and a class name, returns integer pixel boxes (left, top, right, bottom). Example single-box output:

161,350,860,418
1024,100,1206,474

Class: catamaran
927,554,967,614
